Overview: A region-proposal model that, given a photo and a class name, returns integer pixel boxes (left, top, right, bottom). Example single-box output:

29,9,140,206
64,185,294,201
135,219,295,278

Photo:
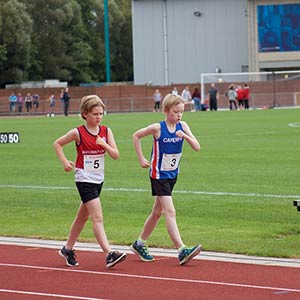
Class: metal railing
1,93,299,117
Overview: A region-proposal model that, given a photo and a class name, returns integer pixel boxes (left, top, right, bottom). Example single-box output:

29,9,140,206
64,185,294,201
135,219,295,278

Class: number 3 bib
161,153,182,171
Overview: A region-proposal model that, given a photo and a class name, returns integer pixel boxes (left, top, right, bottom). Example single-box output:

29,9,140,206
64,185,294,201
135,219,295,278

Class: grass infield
0,108,300,258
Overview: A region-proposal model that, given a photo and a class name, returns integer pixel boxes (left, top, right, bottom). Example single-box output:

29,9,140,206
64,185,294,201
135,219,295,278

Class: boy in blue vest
131,94,202,265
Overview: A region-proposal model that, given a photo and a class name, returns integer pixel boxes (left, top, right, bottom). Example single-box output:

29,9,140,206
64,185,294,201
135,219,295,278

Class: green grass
0,109,300,258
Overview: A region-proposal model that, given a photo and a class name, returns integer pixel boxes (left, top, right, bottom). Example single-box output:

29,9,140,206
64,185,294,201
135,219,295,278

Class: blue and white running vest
150,121,184,179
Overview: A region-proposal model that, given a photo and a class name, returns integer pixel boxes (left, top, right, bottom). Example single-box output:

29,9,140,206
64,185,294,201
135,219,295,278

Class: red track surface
0,244,300,300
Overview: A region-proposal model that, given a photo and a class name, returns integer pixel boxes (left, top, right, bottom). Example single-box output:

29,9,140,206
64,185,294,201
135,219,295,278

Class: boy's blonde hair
80,95,105,119
162,94,185,112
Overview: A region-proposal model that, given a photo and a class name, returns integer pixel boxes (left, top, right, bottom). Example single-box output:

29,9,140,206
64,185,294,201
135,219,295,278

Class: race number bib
84,154,104,173
161,153,182,171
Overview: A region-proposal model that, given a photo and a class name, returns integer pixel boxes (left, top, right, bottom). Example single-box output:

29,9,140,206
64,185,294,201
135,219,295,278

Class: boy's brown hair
162,94,185,112
80,95,105,119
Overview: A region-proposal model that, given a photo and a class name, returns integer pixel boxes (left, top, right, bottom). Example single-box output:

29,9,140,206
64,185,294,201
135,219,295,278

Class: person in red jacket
236,85,244,110
243,84,250,109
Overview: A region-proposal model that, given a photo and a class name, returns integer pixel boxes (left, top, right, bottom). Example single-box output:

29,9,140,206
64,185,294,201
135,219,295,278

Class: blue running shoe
178,245,202,265
130,241,154,262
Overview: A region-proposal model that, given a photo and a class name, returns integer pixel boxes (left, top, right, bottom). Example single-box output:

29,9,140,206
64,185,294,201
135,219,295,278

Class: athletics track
0,237,300,300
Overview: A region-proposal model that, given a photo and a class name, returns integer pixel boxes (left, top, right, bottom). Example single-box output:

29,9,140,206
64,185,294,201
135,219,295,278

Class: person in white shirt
171,87,178,96
181,86,193,111
153,89,162,112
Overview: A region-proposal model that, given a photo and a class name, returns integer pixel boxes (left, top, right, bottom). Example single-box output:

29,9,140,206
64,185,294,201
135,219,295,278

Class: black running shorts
76,182,103,203
150,177,177,196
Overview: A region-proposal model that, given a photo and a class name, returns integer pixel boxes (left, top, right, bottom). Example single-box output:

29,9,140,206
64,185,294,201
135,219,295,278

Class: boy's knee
152,209,163,219
164,208,176,218
91,215,104,224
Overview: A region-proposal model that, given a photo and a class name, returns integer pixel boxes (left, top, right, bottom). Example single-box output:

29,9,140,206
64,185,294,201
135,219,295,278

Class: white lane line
0,289,108,300
0,263,300,294
0,184,298,199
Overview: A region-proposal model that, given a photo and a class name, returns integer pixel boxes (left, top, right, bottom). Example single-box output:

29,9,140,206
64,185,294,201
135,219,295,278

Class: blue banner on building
257,3,300,52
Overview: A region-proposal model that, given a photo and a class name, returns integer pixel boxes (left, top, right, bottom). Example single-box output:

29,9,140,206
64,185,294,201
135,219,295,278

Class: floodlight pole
104,0,111,82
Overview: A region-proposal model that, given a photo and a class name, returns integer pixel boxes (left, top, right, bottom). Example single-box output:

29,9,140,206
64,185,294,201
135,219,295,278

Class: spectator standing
171,87,178,96
16,93,24,113
191,86,201,111
243,84,250,109
25,93,33,113
181,86,191,102
181,86,193,111
9,92,17,113
226,84,237,110
60,89,65,111
153,89,162,112
32,93,40,112
208,83,219,111
47,94,55,116
236,85,244,109
63,87,71,116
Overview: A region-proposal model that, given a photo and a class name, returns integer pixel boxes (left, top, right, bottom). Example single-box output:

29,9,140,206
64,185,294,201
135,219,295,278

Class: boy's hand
96,135,106,146
139,157,150,168
176,130,186,139
63,160,74,172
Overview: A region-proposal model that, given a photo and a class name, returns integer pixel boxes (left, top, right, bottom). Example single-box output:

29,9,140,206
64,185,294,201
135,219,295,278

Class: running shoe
130,241,154,262
106,251,127,268
59,246,79,267
178,245,202,266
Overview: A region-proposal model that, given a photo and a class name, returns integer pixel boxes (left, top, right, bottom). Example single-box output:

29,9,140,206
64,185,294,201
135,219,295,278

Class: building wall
248,0,300,71
132,0,249,85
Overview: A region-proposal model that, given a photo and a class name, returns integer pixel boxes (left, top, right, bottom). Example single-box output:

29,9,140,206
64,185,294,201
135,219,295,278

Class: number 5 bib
84,154,105,174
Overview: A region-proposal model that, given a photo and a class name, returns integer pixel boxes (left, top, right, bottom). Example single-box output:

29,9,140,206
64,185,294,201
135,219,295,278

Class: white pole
201,73,205,103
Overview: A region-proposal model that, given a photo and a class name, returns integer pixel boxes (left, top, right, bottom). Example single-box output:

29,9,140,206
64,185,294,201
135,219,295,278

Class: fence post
131,98,134,112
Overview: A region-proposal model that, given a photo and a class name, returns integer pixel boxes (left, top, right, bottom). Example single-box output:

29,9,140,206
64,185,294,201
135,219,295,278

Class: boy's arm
132,123,160,168
53,128,78,172
96,127,119,160
176,121,200,152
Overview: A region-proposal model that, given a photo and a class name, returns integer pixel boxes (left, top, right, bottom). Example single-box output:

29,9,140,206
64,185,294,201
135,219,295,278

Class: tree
0,0,32,86
108,0,133,82
75,0,133,83
0,0,133,86
74,0,106,82
23,0,93,84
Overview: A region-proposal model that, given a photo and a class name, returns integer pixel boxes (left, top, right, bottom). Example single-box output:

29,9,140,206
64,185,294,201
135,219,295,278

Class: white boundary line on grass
288,122,300,127
0,184,299,199
1,263,300,294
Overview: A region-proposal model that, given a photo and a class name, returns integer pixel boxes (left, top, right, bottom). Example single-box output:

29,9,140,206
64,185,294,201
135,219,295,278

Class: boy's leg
65,203,89,250
157,196,202,265
139,197,163,240
85,198,111,254
131,197,162,262
59,203,89,266
85,198,126,268
157,195,184,249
